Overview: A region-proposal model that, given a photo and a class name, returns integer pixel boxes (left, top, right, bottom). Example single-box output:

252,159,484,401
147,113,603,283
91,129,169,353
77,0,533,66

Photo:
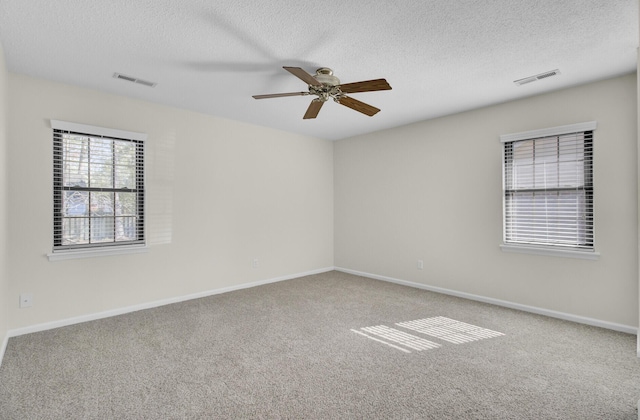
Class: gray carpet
0,270,638,419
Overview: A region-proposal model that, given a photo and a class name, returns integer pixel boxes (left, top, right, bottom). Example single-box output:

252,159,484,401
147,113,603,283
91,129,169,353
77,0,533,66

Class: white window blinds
502,123,595,251
52,121,146,250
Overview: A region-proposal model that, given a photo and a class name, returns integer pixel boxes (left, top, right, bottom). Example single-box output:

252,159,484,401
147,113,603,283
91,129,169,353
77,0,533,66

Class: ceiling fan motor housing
314,68,340,86
310,68,342,102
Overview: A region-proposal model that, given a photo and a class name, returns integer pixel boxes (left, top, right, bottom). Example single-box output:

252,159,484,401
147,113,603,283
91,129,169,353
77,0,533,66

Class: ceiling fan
252,66,392,119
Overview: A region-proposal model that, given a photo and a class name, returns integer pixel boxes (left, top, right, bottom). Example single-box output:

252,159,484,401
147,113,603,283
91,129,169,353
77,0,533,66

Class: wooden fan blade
283,66,322,86
303,99,324,119
338,78,392,94
252,92,309,99
338,96,380,117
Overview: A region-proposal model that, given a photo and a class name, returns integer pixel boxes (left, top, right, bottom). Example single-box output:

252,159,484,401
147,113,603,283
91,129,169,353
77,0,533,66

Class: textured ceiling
0,0,637,140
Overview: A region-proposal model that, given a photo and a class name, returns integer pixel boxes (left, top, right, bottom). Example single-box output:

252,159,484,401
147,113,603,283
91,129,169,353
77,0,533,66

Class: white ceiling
0,0,637,140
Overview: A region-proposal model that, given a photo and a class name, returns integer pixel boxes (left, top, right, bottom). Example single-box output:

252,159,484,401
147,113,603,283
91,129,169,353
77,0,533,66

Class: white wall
7,74,334,330
637,5,640,357
0,41,9,356
4,70,637,336
335,74,638,329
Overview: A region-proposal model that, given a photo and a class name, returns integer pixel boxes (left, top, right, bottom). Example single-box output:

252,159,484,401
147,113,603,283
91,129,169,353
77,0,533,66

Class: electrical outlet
417,260,424,270
252,258,259,268
19,293,33,308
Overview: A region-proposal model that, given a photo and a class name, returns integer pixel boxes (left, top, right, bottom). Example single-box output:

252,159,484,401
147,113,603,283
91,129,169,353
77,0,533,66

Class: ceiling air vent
113,72,157,88
514,69,560,86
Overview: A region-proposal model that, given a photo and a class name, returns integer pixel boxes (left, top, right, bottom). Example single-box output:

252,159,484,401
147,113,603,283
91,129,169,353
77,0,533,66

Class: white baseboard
335,267,638,336
0,332,8,368
7,266,334,339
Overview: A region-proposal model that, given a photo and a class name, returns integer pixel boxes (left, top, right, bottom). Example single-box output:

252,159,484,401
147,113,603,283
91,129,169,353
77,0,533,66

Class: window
51,120,146,254
501,122,596,258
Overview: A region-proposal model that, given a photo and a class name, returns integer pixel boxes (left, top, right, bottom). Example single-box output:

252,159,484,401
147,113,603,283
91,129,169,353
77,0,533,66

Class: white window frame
47,120,148,261
500,121,599,260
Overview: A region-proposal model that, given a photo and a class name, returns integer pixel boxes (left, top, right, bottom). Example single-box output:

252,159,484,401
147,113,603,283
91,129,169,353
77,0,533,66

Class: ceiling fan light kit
252,66,392,119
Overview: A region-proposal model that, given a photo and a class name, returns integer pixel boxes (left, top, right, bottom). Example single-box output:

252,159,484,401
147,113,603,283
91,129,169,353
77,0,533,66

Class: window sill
47,245,149,261
500,244,600,260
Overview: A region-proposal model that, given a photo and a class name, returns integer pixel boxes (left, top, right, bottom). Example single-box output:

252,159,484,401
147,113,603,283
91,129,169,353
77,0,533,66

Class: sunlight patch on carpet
353,325,441,352
350,329,412,353
396,316,504,344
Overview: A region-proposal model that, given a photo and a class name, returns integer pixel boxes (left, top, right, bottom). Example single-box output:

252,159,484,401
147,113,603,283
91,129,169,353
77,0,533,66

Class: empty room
0,1,639,418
